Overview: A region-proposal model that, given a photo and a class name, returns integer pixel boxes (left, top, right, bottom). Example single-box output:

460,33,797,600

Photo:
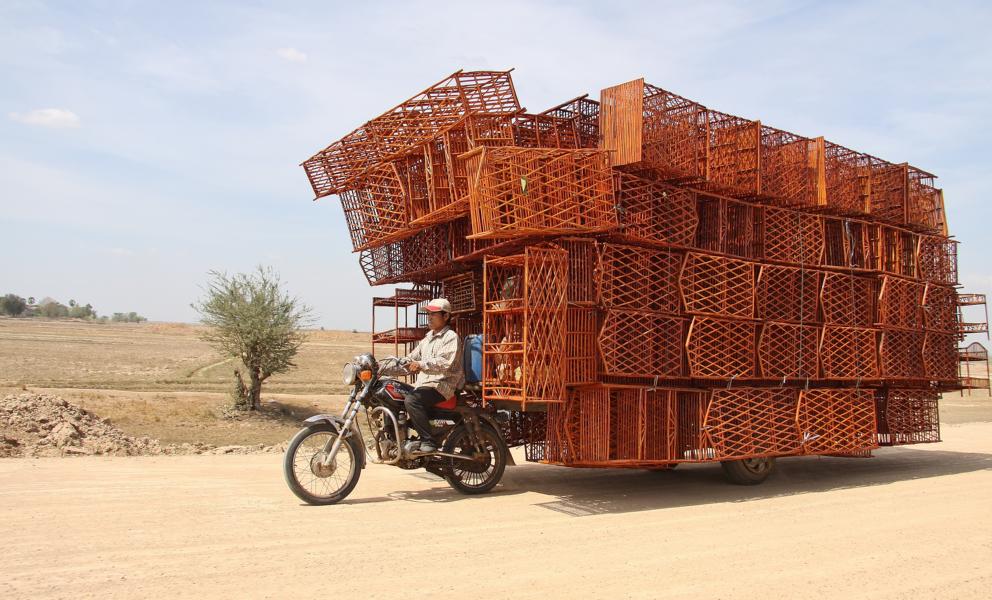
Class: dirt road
3,422,991,599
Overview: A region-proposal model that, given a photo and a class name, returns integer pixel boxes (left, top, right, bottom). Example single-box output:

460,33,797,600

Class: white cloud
275,47,307,63
8,108,80,128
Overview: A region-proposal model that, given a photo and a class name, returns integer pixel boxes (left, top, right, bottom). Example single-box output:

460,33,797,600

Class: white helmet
425,298,452,313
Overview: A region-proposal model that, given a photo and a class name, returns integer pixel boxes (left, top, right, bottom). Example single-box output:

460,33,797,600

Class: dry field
0,317,368,393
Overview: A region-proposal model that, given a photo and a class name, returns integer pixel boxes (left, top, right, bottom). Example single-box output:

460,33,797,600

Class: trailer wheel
721,457,775,485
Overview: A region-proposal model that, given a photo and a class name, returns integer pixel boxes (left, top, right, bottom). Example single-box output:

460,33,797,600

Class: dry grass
0,318,368,393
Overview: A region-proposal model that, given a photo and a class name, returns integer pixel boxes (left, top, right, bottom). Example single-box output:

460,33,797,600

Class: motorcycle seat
435,395,457,410
384,381,457,410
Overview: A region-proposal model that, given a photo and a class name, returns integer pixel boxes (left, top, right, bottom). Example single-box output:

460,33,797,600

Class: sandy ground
2,422,991,599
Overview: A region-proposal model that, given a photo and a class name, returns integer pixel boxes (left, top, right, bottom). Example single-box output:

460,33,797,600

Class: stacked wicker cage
302,70,981,469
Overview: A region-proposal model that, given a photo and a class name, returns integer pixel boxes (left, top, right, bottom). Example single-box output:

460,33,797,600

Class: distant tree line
0,293,146,322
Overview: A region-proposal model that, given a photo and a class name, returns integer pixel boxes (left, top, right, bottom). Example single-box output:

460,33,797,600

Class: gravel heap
0,393,286,458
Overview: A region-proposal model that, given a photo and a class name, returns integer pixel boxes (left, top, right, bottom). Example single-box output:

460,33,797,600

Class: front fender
303,414,367,469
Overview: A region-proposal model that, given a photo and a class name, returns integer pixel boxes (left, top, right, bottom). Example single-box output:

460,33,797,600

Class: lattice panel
608,387,643,461
798,389,878,454
483,247,567,407
820,272,877,328
756,265,820,323
680,252,755,318
599,310,685,378
544,401,572,464
452,313,482,336
566,308,599,384
639,83,709,183
922,283,958,333
823,142,870,215
758,322,820,379
923,332,958,382
704,110,762,198
359,242,404,286
694,195,723,253
549,386,727,465
918,235,958,285
686,317,756,379
822,219,877,270
465,113,517,149
500,410,547,449
441,271,482,315
820,326,879,379
761,127,822,208
512,113,582,149
303,70,520,196
446,124,474,202
675,390,711,460
643,389,677,462
703,388,801,459
396,152,431,224
541,95,600,149
338,162,412,251
359,222,453,285
422,131,458,221
559,238,598,305
879,227,919,277
449,215,532,264
598,243,683,313
868,160,907,226
906,167,943,233
877,276,925,330
546,386,682,466
400,223,452,279
576,387,611,462
876,389,940,445
725,201,759,258
763,208,824,265
879,328,926,379
615,172,698,248
466,146,618,239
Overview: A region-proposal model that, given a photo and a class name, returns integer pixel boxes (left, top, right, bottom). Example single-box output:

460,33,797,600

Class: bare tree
193,267,314,410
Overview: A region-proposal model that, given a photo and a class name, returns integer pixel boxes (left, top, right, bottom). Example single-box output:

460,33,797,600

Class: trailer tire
721,457,775,485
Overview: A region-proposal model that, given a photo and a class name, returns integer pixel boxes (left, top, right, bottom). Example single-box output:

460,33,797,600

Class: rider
403,298,464,454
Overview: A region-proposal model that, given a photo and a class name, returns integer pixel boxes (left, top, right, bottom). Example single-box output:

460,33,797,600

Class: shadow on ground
340,446,992,515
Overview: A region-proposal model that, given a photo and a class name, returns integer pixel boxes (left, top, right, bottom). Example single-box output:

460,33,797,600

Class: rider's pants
406,387,446,443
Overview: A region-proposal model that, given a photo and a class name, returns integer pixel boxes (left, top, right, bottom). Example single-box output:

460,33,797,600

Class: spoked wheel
283,424,362,505
721,456,775,485
441,424,507,495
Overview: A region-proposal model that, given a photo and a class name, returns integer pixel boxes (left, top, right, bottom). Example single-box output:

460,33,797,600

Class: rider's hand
406,361,422,374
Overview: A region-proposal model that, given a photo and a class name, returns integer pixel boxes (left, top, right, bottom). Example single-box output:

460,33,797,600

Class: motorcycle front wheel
441,424,507,495
283,424,362,505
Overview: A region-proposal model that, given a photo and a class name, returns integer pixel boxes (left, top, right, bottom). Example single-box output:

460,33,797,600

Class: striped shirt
407,326,464,399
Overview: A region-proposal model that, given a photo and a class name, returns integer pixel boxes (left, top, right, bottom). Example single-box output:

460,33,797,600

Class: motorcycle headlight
342,363,357,385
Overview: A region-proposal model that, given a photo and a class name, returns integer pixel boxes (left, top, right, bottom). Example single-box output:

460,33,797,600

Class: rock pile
0,393,286,458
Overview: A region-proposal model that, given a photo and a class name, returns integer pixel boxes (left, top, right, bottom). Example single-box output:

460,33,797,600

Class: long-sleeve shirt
406,326,464,399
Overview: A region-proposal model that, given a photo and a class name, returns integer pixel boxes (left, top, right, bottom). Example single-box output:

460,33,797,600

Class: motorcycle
283,352,510,505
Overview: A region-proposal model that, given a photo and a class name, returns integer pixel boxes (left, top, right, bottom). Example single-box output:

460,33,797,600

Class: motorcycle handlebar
377,356,412,377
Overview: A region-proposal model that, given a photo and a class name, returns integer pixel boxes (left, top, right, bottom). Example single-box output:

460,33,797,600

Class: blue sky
2,0,990,331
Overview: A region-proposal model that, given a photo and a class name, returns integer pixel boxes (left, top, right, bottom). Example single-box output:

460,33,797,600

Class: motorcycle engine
380,438,399,462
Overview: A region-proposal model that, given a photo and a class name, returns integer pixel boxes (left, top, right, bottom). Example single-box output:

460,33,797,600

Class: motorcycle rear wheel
441,424,507,495
283,424,361,505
